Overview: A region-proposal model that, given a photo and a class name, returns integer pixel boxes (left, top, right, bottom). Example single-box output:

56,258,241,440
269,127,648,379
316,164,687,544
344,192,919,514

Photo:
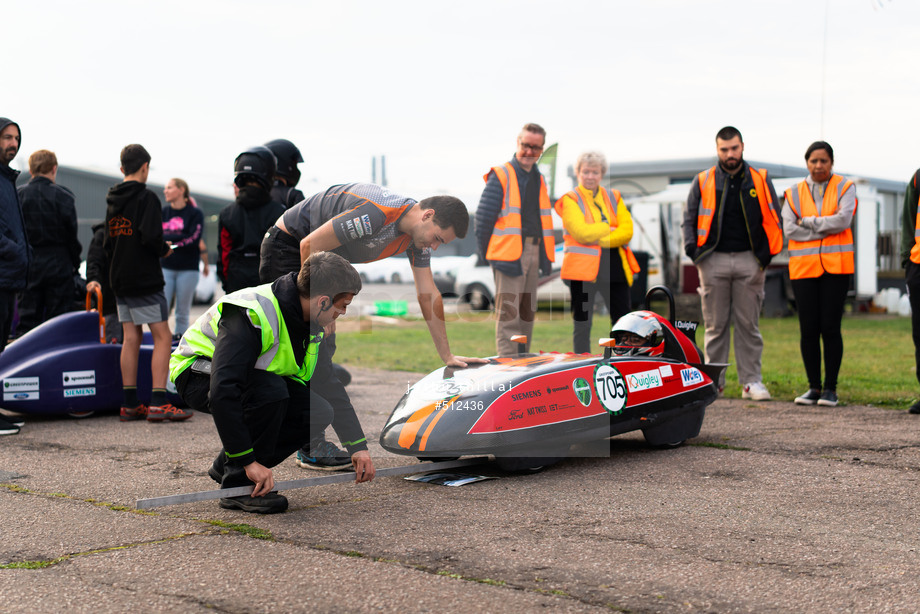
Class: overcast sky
5,0,917,207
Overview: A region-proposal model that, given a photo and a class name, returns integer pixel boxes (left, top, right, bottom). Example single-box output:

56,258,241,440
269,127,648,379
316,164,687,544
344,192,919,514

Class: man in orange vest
474,123,556,356
900,168,920,415
681,126,783,399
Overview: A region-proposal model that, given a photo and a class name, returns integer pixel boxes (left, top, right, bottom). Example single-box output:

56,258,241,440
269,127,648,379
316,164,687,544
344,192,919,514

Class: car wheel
462,283,493,311
642,406,705,448
495,455,564,473
495,445,569,472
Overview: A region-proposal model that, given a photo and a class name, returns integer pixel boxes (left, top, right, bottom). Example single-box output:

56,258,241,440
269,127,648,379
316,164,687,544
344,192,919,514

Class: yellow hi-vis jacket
169,284,320,385
554,186,640,284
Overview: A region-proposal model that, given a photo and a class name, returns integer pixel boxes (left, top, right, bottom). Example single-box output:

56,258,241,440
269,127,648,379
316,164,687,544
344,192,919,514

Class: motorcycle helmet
233,146,276,191
264,138,303,186
610,311,665,357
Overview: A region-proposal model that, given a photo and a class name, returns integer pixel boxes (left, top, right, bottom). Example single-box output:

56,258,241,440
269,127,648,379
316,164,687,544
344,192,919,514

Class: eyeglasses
518,141,544,153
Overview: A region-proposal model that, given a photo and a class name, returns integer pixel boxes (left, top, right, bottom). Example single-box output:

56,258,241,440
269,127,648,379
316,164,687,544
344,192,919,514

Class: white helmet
611,311,665,357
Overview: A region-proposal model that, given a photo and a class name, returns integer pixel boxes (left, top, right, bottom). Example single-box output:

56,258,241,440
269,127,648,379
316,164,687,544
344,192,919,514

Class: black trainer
2,414,24,428
794,389,822,405
219,492,288,514
295,440,353,471
817,389,838,407
0,415,20,436
909,400,920,414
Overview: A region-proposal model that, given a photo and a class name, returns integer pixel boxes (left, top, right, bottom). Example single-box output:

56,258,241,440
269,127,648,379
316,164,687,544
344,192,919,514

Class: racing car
0,292,178,418
379,286,725,470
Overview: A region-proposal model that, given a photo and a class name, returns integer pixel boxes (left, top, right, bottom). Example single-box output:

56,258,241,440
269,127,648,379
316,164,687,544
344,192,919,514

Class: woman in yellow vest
782,141,857,408
554,151,640,353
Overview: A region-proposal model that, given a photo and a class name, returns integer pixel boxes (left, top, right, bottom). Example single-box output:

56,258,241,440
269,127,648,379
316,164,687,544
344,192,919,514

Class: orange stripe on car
419,401,455,451
397,402,439,449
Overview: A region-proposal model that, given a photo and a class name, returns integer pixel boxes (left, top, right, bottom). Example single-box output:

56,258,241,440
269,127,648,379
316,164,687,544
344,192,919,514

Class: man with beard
682,126,783,400
0,117,30,435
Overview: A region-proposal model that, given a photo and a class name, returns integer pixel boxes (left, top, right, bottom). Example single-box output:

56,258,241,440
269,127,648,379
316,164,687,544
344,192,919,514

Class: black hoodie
217,185,285,293
103,180,169,297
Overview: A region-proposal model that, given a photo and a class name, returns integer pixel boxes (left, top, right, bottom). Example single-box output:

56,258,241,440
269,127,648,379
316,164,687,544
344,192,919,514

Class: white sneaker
742,381,771,401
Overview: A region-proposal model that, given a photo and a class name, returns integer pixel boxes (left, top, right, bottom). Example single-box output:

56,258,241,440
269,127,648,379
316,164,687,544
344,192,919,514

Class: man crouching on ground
169,251,374,513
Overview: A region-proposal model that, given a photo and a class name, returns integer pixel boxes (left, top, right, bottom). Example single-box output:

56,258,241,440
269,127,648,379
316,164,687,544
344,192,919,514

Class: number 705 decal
594,364,627,414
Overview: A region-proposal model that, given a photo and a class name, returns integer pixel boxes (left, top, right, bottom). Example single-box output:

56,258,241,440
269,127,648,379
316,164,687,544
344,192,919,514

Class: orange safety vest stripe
554,187,640,283
911,187,920,264
785,175,855,279
695,166,783,255
484,163,555,262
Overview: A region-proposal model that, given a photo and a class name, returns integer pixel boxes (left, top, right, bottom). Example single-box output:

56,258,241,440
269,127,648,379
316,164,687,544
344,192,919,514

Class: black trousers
259,225,301,284
790,273,851,391
0,290,14,353
569,280,631,354
906,262,920,386
17,249,75,335
176,367,333,488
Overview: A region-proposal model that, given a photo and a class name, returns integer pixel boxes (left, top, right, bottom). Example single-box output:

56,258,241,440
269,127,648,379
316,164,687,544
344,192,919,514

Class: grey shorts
116,291,169,325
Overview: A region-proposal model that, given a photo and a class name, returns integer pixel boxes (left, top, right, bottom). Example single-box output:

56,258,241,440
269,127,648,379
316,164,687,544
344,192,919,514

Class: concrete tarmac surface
2,366,919,613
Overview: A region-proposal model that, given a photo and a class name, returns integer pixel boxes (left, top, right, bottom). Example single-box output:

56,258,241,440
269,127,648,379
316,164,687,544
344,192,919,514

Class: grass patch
200,519,273,540
0,560,58,569
0,533,201,570
434,569,506,586
335,311,916,409
689,442,751,451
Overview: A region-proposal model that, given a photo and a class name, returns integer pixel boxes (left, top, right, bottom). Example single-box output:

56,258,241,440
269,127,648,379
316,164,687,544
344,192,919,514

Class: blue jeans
163,268,199,335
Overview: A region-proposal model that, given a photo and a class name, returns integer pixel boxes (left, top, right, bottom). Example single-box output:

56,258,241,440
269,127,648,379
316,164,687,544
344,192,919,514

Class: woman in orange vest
782,141,857,408
555,151,640,353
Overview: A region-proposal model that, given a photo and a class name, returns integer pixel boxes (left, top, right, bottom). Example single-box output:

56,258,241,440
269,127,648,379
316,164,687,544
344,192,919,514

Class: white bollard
887,288,902,313
899,293,912,317
873,291,886,311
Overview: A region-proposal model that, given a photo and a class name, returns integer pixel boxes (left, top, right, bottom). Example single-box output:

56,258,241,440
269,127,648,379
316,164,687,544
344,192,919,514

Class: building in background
15,166,232,263
560,158,905,305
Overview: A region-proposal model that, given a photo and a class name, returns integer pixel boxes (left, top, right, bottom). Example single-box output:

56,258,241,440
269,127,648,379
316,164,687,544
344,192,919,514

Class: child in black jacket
103,144,191,423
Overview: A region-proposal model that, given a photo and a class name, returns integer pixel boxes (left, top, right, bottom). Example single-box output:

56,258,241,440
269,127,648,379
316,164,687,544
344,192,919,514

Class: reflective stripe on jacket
785,174,855,279
169,283,320,384
483,162,555,262
695,166,783,256
911,188,920,265
554,186,640,283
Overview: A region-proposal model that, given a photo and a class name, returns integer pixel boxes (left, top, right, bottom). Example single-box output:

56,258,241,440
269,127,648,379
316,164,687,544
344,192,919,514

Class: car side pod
0,294,185,417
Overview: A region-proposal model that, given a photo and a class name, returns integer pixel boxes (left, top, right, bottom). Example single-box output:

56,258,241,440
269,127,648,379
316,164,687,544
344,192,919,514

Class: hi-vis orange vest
911,187,920,264
784,174,856,279
483,162,555,262
695,166,783,256
553,187,640,283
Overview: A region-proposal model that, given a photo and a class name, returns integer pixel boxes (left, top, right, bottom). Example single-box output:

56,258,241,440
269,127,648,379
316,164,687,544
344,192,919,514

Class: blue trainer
295,440,353,470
